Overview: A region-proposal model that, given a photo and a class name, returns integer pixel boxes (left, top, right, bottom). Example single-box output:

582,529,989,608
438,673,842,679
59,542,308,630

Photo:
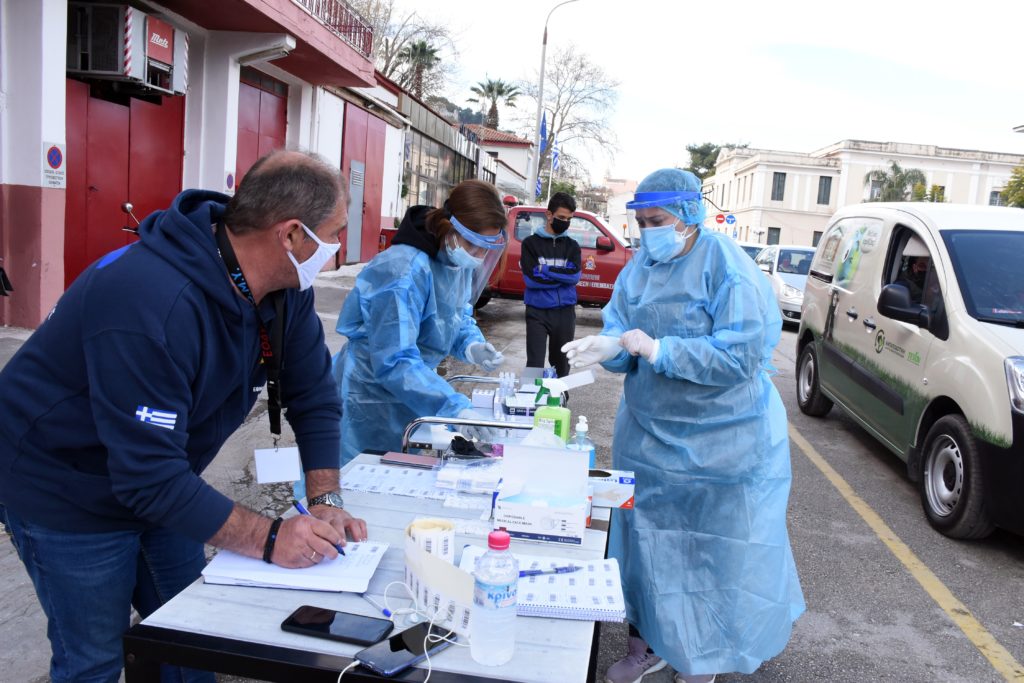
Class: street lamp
526,0,580,204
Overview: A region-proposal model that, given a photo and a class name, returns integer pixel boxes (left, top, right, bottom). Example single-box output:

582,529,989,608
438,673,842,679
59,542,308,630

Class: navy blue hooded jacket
0,190,341,542
520,227,582,309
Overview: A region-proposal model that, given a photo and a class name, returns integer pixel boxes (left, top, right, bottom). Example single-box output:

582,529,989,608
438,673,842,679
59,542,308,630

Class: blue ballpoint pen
291,499,346,556
519,565,581,578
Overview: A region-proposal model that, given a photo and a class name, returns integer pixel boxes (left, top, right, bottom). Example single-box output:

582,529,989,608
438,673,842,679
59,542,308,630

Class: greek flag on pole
539,113,548,154
552,137,560,171
136,405,178,430
536,176,543,198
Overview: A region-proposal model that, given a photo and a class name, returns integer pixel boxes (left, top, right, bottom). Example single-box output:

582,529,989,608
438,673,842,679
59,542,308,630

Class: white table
124,453,612,683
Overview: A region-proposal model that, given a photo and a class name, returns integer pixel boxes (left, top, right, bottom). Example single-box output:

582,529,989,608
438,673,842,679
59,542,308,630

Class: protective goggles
450,214,506,258
625,190,703,210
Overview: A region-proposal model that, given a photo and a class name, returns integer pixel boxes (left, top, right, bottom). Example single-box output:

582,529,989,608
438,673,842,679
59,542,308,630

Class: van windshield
943,230,1024,324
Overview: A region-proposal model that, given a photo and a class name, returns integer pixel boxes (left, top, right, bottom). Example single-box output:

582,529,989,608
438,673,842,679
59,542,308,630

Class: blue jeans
1,504,215,683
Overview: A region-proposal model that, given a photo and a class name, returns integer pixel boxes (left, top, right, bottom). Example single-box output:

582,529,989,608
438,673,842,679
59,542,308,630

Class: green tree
863,161,927,202
1001,165,1024,207
397,40,440,99
685,142,748,180
468,79,520,130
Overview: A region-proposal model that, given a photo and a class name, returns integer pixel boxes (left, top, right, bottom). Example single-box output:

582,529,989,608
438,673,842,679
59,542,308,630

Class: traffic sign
715,214,725,224
725,214,736,225
732,229,738,238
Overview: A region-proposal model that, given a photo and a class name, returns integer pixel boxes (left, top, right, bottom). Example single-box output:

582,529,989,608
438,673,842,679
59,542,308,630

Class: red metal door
236,71,288,185
236,82,261,184
129,95,185,228
64,79,90,288
360,114,386,262
340,104,368,264
64,79,186,288
83,97,130,283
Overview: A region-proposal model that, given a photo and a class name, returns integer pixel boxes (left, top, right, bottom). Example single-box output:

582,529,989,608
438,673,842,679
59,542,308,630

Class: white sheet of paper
202,541,389,593
254,446,302,484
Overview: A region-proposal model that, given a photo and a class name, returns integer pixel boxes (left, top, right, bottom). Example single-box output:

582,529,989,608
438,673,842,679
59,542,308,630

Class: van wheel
796,344,832,417
919,415,994,539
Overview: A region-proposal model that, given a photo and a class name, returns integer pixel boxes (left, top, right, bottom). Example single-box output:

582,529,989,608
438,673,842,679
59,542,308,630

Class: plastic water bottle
567,416,596,468
470,530,519,666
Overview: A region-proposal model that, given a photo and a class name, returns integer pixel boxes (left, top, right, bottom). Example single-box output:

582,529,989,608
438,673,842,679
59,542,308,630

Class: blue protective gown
601,230,805,675
333,243,483,464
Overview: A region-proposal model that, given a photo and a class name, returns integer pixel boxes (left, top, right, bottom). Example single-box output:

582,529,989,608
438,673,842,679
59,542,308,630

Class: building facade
0,0,494,328
461,125,532,201
704,140,1023,247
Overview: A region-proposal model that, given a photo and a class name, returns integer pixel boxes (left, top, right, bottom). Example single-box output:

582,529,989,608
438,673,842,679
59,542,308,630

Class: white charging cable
337,579,469,682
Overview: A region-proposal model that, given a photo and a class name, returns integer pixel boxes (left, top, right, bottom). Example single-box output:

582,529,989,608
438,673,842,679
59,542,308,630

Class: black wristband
262,516,284,564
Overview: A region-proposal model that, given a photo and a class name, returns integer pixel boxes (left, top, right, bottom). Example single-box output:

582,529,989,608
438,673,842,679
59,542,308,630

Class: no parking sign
42,142,66,189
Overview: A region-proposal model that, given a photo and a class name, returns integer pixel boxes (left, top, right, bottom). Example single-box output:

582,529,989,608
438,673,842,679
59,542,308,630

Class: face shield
449,214,507,304
625,190,706,226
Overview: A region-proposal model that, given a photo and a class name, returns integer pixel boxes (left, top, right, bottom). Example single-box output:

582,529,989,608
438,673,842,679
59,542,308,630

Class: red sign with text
146,17,174,65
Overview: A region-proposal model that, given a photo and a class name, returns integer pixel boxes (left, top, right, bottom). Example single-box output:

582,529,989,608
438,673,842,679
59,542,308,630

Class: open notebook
202,541,389,593
459,546,625,622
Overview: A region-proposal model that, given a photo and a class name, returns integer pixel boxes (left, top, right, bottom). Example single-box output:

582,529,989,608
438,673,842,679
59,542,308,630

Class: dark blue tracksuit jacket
0,190,341,542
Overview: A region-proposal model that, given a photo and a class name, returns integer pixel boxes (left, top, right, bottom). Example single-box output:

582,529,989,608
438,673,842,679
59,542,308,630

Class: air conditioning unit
67,3,188,96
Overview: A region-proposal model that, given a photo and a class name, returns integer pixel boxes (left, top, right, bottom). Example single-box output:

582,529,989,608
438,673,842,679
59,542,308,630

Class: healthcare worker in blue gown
563,169,804,683
333,179,508,465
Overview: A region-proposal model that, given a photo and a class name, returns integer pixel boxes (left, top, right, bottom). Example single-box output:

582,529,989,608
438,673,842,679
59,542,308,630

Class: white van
796,203,1024,539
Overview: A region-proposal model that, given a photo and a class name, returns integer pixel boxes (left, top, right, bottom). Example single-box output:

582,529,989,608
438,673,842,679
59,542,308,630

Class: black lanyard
215,223,285,436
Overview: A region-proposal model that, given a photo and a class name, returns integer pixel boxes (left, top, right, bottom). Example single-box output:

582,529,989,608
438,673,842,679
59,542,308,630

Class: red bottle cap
487,530,511,550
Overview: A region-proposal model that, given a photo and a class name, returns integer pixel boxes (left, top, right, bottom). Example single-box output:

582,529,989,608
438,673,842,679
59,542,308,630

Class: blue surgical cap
627,168,707,226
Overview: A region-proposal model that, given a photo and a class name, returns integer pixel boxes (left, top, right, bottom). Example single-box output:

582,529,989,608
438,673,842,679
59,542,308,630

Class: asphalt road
2,275,1023,682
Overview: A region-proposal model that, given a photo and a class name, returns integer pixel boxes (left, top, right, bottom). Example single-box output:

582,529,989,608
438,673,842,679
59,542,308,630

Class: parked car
379,205,633,308
796,203,1024,539
734,240,765,259
753,244,815,325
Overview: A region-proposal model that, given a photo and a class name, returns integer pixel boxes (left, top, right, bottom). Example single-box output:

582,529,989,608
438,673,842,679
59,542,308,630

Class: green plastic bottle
533,395,571,444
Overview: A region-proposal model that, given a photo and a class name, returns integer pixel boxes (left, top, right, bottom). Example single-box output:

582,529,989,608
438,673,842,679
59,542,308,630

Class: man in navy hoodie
521,192,582,377
0,150,366,682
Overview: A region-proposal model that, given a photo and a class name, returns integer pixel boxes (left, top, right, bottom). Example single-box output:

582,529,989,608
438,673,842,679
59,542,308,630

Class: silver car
754,245,816,325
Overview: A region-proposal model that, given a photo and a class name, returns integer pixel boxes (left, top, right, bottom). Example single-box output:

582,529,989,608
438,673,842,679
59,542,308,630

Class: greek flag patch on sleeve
135,406,178,430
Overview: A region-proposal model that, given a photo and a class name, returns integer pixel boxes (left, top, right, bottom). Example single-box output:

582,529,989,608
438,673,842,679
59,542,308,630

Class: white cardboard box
588,469,636,509
493,445,589,545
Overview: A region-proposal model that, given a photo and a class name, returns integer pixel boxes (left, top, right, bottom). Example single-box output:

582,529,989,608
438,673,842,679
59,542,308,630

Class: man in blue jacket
0,150,366,683
521,192,582,377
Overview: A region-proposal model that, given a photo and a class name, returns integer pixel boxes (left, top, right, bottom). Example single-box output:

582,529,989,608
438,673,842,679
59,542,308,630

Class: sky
419,0,1024,183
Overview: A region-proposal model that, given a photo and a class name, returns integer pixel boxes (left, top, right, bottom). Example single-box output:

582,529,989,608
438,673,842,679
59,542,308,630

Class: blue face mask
641,222,682,261
445,242,484,270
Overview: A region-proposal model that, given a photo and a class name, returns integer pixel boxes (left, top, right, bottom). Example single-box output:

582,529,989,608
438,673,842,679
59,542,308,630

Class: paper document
459,546,625,622
341,463,446,500
202,541,389,593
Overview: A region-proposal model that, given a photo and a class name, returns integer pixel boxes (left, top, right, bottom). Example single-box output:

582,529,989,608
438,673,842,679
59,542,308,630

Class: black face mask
551,217,571,234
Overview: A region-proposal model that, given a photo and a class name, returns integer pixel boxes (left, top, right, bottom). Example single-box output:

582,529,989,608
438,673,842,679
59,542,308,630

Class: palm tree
467,79,521,129
863,161,928,202
398,40,440,99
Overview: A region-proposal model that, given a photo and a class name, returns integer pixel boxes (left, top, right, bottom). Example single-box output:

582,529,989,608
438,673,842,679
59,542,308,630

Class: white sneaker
605,636,668,683
673,674,716,683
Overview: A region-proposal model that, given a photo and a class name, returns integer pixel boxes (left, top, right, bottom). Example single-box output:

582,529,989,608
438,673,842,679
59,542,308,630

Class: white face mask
287,222,341,290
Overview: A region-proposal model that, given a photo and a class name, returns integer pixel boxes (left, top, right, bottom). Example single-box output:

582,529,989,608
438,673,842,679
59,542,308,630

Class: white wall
311,87,345,169
381,123,404,223
0,0,67,187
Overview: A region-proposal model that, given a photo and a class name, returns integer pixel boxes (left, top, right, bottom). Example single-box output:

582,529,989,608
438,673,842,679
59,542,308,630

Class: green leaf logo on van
874,329,885,354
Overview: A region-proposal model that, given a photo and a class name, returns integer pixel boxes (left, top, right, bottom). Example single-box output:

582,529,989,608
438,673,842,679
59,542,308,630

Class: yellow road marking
789,425,1024,681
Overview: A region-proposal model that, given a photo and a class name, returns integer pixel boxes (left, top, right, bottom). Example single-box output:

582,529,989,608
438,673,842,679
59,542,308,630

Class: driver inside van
897,235,931,304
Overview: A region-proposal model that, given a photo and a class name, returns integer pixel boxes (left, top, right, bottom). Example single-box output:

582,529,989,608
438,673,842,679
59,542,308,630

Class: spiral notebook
459,546,626,622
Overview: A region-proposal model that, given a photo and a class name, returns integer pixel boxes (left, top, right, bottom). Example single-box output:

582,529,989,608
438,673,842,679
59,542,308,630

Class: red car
378,205,633,307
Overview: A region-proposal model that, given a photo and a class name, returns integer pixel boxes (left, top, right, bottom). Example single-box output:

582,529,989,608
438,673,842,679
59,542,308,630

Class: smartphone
280,605,394,646
354,622,455,676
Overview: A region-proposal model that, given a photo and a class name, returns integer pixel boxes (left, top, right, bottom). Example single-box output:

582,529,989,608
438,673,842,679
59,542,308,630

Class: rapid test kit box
588,469,636,509
494,445,589,545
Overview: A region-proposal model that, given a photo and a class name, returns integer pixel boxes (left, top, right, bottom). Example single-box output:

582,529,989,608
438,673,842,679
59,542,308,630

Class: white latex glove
466,342,505,372
456,408,500,443
620,329,660,363
560,335,622,368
